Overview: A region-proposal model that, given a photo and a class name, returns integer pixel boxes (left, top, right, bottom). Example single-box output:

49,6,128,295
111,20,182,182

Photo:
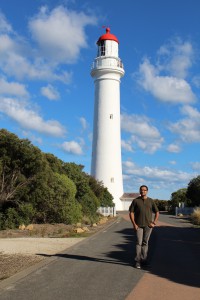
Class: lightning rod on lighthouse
90,28,124,211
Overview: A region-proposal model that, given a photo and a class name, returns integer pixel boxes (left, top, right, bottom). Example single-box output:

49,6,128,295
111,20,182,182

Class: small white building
120,193,140,211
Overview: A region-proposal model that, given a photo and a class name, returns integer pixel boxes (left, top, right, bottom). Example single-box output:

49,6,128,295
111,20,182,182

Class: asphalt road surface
0,212,199,300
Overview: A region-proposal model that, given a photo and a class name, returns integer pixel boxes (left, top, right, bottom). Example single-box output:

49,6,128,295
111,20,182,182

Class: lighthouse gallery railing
91,57,124,70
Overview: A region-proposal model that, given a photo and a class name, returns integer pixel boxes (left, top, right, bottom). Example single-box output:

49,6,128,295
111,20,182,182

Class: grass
62,232,90,238
191,207,200,225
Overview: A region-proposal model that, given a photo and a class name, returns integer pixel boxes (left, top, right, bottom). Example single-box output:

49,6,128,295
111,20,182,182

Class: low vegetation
153,199,170,211
191,208,200,226
1,129,200,230
169,177,200,214
0,129,114,230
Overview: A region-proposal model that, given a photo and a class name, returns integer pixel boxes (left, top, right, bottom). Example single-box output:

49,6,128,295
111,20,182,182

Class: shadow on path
38,217,200,288
38,226,136,267
149,225,200,288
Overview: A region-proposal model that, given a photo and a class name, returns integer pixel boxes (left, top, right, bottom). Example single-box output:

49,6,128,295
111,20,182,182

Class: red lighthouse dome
97,27,119,44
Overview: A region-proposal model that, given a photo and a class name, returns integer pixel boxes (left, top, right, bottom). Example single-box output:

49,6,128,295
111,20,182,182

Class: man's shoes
135,262,141,269
141,260,151,268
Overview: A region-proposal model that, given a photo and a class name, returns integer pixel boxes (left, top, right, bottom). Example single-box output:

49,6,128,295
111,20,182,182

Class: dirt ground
0,217,116,281
0,223,77,239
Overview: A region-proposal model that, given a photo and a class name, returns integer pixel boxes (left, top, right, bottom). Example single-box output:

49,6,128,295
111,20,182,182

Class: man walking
129,185,159,269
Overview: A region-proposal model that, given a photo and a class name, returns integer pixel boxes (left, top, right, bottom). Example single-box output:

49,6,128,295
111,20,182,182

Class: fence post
175,207,178,216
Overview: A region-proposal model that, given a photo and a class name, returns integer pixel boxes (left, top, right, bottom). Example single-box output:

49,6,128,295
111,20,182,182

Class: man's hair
139,185,148,191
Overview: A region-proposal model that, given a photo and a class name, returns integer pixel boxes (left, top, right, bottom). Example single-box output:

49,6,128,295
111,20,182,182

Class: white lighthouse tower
91,28,124,211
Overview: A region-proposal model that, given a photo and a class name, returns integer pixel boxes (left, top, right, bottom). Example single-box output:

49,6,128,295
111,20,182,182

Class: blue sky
0,0,200,200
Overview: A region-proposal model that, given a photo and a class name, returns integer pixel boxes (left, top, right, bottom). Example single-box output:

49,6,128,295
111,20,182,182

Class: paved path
0,212,199,299
124,212,200,300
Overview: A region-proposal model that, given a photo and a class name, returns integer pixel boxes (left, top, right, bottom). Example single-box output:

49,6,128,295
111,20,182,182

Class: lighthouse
91,28,124,211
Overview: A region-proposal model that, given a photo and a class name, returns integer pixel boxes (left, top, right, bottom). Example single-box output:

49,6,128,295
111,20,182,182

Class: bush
58,200,82,224
81,190,100,223
191,207,200,225
3,208,23,229
18,203,36,225
0,203,36,229
187,176,200,207
0,212,5,230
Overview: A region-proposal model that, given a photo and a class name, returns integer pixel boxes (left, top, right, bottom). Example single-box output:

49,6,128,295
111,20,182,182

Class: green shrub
58,200,82,224
3,208,22,229
18,203,36,225
0,212,6,230
191,207,200,225
0,204,36,229
81,190,100,224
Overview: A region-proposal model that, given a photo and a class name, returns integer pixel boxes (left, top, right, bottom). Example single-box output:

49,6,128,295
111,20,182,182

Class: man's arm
129,211,138,231
153,211,159,224
149,211,159,228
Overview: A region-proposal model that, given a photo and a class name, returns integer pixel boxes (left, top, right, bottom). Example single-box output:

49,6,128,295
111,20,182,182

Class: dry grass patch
191,207,200,225
0,253,43,280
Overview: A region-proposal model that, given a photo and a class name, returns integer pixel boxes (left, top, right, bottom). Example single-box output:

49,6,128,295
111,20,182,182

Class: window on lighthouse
98,40,105,56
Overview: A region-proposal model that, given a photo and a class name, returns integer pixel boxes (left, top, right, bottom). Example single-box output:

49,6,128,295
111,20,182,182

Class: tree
0,129,109,227
81,189,100,222
0,129,45,206
88,176,105,199
99,187,114,207
170,188,190,207
39,173,82,224
63,162,90,201
45,153,64,174
62,162,85,182
186,175,200,207
154,199,170,211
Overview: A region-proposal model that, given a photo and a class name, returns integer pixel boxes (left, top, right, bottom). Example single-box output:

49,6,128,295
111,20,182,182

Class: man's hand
133,224,139,231
149,222,156,228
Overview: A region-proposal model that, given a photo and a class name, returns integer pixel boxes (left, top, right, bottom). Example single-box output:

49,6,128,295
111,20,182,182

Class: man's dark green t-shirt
129,197,159,227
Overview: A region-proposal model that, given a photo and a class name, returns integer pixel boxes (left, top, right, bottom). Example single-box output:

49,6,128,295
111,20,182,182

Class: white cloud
61,140,83,155
123,161,137,169
0,34,15,56
169,160,177,165
29,6,97,63
0,11,71,83
80,117,88,130
167,143,181,153
190,162,200,171
41,84,60,100
121,113,164,153
0,12,12,33
121,140,134,152
157,38,194,79
0,98,66,137
0,33,72,82
181,105,200,118
123,160,195,195
123,161,192,182
136,38,196,105
22,130,43,144
0,77,29,97
131,136,163,154
0,38,72,82
192,75,200,88
121,113,161,138
0,7,97,83
169,105,200,143
138,59,196,104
